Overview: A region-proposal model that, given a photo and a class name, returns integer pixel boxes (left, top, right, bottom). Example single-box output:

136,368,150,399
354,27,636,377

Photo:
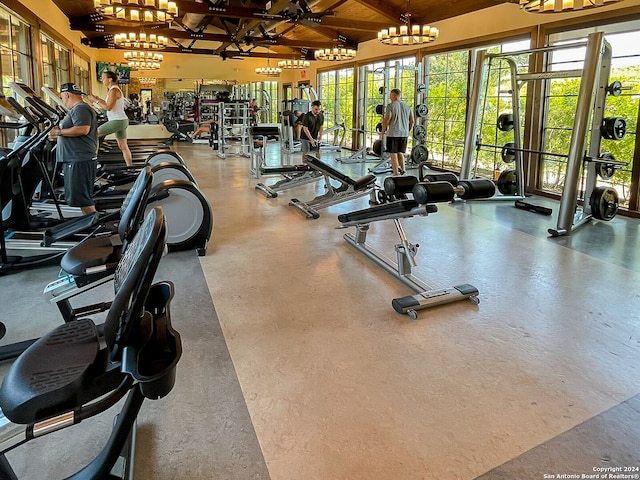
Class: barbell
481,141,625,176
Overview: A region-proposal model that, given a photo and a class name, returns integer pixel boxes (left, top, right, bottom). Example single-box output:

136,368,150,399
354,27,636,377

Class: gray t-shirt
385,100,412,137
57,102,98,163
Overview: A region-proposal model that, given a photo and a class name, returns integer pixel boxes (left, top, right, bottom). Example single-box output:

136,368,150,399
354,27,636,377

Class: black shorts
386,137,408,154
63,161,96,208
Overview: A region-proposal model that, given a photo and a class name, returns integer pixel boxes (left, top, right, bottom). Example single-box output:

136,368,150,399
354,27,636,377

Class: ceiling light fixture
94,0,178,23
127,59,162,70
314,47,356,61
114,31,169,49
256,59,282,76
277,59,311,69
377,0,439,46
255,65,282,76
124,50,164,63
519,0,624,12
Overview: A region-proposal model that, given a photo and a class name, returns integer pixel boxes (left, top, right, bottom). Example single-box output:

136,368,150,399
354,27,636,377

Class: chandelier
255,64,282,76
377,1,439,46
128,60,161,70
94,0,178,23
519,0,624,12
314,47,356,61
278,59,311,69
124,50,163,63
114,31,169,49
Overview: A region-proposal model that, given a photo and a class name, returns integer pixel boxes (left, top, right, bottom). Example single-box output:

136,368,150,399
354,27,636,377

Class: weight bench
249,125,285,179
255,163,323,198
289,155,377,219
338,175,482,319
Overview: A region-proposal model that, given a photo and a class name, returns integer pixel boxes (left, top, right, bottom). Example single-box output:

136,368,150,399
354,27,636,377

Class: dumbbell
412,179,496,204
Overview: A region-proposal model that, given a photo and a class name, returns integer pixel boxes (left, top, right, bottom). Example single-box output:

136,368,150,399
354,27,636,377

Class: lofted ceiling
52,0,516,60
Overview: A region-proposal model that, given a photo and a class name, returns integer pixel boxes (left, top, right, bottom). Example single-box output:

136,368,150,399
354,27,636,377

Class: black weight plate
497,113,514,132
373,139,383,156
378,86,385,95
590,186,619,221
415,104,429,118
496,169,517,195
413,124,426,141
411,145,429,164
501,142,517,163
416,83,427,94
595,163,616,180
607,80,622,97
376,122,383,133
601,116,626,140
375,104,385,115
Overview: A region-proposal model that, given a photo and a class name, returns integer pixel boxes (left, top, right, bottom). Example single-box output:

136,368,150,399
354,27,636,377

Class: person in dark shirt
300,101,324,156
49,82,98,215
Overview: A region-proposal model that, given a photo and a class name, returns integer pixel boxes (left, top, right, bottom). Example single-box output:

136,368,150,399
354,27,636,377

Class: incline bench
289,155,377,219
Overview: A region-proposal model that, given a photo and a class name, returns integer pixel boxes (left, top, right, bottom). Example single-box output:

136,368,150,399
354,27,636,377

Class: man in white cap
49,82,98,215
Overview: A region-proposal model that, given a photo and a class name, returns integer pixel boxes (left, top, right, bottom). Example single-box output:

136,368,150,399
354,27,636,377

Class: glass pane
0,11,9,49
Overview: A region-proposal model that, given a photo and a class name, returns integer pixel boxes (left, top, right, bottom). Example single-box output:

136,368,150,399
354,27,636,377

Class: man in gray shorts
380,88,414,176
300,100,324,157
49,82,98,215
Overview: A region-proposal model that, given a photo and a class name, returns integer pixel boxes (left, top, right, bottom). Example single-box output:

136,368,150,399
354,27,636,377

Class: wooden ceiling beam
76,23,340,48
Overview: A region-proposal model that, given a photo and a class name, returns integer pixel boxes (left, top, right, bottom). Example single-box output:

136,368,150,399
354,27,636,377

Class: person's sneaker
399,168,405,175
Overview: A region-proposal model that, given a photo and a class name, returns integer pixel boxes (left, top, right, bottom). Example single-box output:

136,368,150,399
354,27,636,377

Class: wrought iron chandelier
314,47,356,61
278,59,311,69
114,31,169,49
519,0,624,12
377,1,439,46
94,0,178,23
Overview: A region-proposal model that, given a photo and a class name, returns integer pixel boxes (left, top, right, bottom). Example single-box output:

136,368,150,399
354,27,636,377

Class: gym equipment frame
338,177,480,319
289,156,377,219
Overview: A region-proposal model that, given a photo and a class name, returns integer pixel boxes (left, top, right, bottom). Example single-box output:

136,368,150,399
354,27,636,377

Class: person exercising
49,83,98,215
380,88,414,176
300,101,324,157
87,70,133,167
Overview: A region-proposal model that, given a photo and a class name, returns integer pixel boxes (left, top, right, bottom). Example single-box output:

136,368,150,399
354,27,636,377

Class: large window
0,7,32,98
41,33,70,91
424,39,530,173
73,53,90,94
318,67,354,146
358,56,418,150
250,80,278,123
541,25,640,210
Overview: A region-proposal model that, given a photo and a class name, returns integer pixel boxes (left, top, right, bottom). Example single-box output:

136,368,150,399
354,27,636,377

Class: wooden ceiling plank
349,0,403,23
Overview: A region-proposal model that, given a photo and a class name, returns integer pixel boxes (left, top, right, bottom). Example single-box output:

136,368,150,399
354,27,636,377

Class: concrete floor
1,140,639,479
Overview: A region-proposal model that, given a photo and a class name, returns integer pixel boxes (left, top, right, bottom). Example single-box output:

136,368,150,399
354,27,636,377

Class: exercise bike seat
59,166,153,278
0,207,181,479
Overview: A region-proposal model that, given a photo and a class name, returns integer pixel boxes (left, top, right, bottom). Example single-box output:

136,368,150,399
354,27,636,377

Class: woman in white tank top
87,70,133,166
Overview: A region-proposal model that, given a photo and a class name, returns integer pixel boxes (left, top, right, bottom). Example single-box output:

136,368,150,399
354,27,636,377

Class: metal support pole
505,57,526,197
550,31,604,236
461,49,487,179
